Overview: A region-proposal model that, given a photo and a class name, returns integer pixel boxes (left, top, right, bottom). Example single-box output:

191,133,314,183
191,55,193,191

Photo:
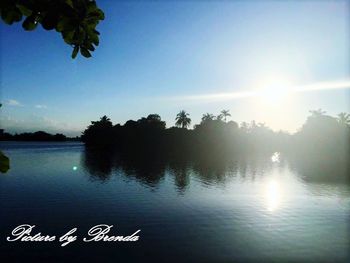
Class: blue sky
1,0,349,136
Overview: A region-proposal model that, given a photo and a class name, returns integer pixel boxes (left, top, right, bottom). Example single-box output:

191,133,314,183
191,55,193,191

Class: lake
0,142,349,262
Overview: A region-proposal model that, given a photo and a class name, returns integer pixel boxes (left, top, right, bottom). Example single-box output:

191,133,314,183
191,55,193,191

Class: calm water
0,142,349,262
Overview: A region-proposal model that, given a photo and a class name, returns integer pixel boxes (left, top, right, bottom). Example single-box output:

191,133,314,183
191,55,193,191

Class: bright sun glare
258,78,293,105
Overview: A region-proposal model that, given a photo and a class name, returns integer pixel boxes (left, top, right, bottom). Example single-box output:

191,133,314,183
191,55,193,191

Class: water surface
0,142,349,262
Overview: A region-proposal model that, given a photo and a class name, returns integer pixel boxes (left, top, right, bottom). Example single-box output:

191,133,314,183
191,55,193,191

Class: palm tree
216,114,223,121
219,109,231,122
91,115,113,127
337,112,350,125
201,113,215,122
175,110,191,129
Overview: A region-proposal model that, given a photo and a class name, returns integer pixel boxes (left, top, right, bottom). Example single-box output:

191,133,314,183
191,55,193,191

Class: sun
258,77,293,105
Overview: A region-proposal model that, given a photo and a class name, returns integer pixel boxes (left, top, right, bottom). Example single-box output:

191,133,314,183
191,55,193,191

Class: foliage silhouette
0,149,9,173
0,131,67,141
0,0,104,58
285,109,350,182
0,104,10,173
81,109,350,182
175,110,191,129
219,109,231,122
201,113,216,123
338,112,350,126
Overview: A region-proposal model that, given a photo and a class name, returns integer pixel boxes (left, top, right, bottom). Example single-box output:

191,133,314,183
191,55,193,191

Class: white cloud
0,114,82,137
35,104,47,109
160,79,350,103
6,99,22,106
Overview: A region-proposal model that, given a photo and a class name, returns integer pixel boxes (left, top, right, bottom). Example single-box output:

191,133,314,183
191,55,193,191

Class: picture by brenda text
6,224,141,247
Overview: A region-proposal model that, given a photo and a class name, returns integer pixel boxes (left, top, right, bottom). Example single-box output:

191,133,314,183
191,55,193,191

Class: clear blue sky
1,0,349,136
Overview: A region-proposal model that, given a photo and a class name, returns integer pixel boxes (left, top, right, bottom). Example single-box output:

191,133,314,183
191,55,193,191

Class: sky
1,0,349,136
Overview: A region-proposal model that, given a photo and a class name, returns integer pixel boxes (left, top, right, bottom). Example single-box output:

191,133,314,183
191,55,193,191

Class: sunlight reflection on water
265,180,281,212
265,152,282,211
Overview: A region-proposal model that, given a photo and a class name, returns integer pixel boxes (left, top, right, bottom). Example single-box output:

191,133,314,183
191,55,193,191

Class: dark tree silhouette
82,115,113,147
0,131,67,141
175,110,191,129
138,114,166,130
285,110,350,182
0,0,104,58
219,109,231,122
201,113,216,123
79,109,350,182
0,103,10,173
0,151,9,173
337,112,350,126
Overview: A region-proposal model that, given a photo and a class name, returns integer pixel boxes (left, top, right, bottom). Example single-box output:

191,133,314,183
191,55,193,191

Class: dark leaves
62,30,74,45
22,15,38,30
1,5,22,25
16,4,32,16
89,32,99,46
65,0,74,9
86,43,95,51
72,45,79,59
80,47,91,58
56,17,76,32
0,0,105,59
0,151,10,173
41,12,59,30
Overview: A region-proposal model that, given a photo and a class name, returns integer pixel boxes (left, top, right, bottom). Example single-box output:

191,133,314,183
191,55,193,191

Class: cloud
6,99,22,106
0,114,82,137
160,79,350,103
35,104,47,109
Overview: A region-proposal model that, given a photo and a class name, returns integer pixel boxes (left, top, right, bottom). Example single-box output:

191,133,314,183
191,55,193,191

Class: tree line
1,109,348,179
0,130,82,142
81,109,349,181
83,110,346,149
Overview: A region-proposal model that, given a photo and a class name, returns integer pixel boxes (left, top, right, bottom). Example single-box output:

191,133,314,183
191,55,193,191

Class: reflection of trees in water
306,182,350,198
288,156,349,184
117,153,166,187
191,156,231,185
82,108,350,188
81,148,291,189
235,154,291,182
81,148,115,181
168,160,191,194
82,148,167,186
